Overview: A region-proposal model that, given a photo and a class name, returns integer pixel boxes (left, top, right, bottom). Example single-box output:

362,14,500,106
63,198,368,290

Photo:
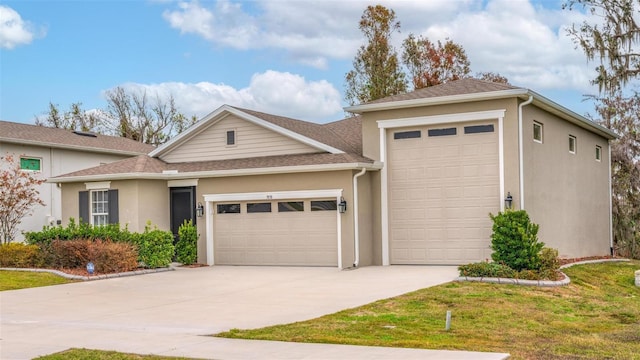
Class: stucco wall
0,142,130,241
522,105,611,258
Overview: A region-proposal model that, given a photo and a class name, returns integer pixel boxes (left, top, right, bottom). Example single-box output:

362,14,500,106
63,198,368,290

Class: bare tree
37,102,103,132
0,154,46,244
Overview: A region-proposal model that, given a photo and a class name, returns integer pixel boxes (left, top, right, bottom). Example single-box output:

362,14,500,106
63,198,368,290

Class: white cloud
159,0,606,94
0,6,38,49
108,70,342,123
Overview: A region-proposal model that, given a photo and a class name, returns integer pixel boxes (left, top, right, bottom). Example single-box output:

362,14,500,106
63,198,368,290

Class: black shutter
79,191,89,224
108,189,119,224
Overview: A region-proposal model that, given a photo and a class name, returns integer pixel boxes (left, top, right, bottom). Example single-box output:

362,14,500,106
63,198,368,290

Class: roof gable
0,120,155,155
150,105,345,160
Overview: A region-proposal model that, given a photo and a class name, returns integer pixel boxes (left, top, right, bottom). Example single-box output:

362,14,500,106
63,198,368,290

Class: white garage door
388,121,499,265
214,199,338,266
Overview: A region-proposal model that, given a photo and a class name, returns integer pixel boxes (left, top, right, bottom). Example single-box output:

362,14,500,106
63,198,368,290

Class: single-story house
0,121,154,241
51,79,617,267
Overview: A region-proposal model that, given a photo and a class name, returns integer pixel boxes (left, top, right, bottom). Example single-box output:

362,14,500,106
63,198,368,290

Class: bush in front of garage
175,219,198,265
458,210,561,280
24,219,175,269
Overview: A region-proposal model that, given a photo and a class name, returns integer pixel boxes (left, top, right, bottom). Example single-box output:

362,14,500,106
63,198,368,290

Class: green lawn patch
34,348,199,360
0,270,75,291
217,261,640,360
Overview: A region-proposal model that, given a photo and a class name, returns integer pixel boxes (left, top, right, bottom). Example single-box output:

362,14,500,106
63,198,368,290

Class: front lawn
218,261,640,359
0,270,75,291
35,348,197,360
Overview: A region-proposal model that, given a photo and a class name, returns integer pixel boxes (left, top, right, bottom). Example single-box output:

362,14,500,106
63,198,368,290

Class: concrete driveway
1,266,509,359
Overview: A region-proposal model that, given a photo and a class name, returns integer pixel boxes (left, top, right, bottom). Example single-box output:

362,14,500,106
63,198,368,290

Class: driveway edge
0,266,174,281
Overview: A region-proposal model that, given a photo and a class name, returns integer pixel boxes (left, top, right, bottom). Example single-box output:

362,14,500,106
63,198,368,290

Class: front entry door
170,187,196,240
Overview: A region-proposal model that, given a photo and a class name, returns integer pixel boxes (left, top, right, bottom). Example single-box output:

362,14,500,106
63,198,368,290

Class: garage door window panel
278,201,304,212
428,128,457,137
311,200,337,211
217,203,241,214
394,130,421,140
247,202,272,213
464,124,494,134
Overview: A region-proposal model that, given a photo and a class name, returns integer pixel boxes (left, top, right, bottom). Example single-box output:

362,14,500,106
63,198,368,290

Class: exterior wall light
338,197,347,214
196,202,204,217
505,192,513,210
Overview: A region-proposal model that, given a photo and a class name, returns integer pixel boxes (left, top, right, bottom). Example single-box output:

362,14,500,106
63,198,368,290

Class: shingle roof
364,78,519,105
322,116,362,155
0,120,155,155
54,152,375,180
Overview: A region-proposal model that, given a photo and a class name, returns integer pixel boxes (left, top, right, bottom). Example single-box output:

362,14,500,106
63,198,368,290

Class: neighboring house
51,79,617,267
0,121,155,241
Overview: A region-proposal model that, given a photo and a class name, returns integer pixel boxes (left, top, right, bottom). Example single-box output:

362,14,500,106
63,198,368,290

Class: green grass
0,270,75,291
35,348,199,360
217,261,640,360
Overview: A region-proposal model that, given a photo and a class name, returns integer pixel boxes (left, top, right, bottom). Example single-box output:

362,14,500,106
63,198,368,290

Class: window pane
394,130,421,139
464,125,494,134
226,130,235,145
20,157,41,171
596,146,602,161
311,200,337,211
217,203,240,214
533,123,542,142
569,136,576,153
247,202,272,213
428,128,457,137
278,201,304,212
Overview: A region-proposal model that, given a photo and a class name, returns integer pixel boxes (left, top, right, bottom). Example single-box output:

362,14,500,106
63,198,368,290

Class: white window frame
569,135,577,154
90,189,109,226
226,129,236,147
533,122,543,143
595,145,602,162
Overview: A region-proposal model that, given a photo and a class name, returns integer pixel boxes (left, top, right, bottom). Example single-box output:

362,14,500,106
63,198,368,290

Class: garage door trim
203,189,344,267
377,109,506,265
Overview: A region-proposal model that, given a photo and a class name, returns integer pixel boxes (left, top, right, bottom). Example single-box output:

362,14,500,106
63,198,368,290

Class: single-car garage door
214,199,338,266
388,121,499,265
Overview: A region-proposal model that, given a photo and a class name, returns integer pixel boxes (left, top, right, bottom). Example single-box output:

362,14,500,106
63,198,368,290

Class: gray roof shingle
0,120,155,155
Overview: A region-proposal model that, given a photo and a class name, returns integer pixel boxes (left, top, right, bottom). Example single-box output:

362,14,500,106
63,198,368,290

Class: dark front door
170,187,196,240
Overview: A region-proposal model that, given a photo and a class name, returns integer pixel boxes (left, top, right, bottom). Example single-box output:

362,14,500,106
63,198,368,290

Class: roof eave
50,162,382,183
0,138,150,156
344,89,529,113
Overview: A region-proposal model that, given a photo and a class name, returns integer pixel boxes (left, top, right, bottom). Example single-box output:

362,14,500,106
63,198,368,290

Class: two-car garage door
213,198,338,266
388,121,499,265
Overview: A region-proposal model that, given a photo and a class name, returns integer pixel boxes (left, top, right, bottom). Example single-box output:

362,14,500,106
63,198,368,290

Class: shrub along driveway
0,265,510,360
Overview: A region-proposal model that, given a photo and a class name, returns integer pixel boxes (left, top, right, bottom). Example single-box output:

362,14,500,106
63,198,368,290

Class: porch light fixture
505,192,513,210
338,197,347,214
196,202,204,217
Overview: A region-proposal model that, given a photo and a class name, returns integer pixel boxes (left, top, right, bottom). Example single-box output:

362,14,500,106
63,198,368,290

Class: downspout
608,140,614,255
518,95,534,210
352,167,367,268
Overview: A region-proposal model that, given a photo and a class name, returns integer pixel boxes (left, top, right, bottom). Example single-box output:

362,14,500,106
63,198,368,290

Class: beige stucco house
51,79,617,267
0,121,154,241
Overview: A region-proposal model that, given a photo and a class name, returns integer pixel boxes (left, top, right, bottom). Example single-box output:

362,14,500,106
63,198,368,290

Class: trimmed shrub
538,247,561,280
25,219,133,245
458,261,516,278
0,243,42,267
131,223,174,268
46,239,92,269
89,240,138,273
490,210,544,271
175,220,198,265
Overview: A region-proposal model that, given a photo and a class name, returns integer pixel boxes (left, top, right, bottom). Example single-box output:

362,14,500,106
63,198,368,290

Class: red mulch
559,255,621,266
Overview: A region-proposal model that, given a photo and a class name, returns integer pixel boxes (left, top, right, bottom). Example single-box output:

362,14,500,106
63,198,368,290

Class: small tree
489,210,544,271
0,154,46,244
402,35,471,89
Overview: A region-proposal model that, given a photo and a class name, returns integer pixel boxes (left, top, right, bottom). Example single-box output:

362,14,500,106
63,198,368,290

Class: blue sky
1,0,600,125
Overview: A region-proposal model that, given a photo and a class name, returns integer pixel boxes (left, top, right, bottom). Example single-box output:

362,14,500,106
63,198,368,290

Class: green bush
175,220,198,265
0,243,42,267
490,210,544,271
131,223,175,268
25,218,133,245
458,261,516,278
